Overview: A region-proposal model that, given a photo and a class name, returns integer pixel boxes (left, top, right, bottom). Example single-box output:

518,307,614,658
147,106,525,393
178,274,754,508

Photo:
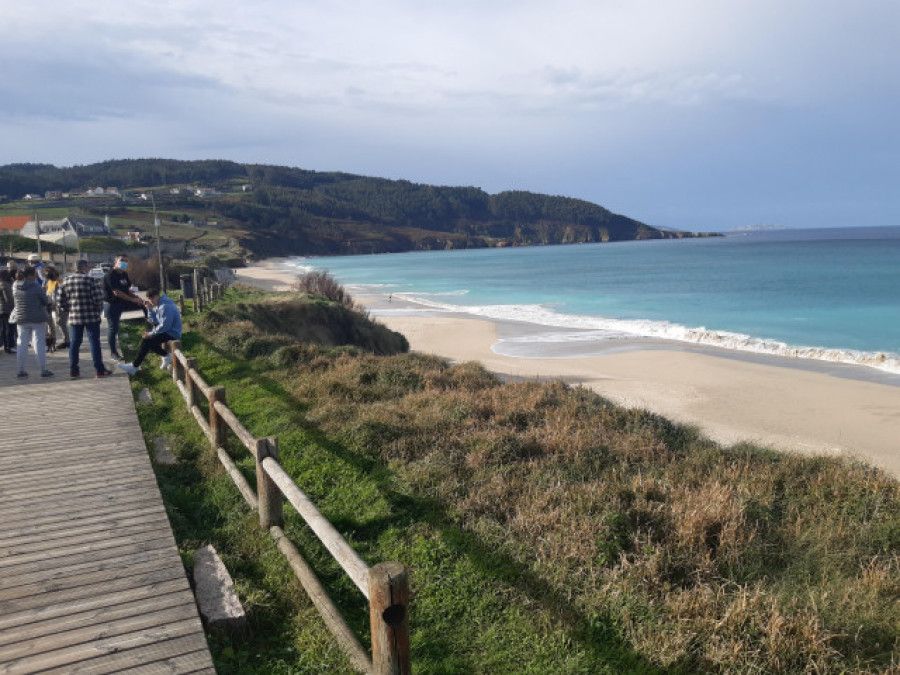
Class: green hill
0,158,719,257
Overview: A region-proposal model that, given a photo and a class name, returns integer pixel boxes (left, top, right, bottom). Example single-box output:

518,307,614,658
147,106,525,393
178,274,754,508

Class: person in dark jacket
102,254,144,360
0,268,14,354
11,267,53,378
58,259,113,378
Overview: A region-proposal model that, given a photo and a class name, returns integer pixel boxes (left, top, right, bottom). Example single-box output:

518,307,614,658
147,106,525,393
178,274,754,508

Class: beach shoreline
234,261,900,478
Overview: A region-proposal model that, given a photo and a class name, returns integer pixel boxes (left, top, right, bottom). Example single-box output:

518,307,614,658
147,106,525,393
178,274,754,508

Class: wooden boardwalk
0,340,215,673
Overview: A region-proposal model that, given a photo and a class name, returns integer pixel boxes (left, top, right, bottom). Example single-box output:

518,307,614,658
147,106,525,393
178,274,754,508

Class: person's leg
131,337,152,367
0,313,9,351
16,324,33,373
33,323,47,372
69,323,85,374
148,333,172,358
106,303,123,354
57,309,69,346
86,322,106,373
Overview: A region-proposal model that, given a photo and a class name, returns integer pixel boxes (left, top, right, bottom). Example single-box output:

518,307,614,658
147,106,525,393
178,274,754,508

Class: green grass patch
119,287,900,673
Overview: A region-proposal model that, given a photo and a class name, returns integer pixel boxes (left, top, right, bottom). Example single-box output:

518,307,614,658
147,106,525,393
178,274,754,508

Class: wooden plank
0,577,191,637
0,346,214,672
40,637,216,674
0,616,205,673
0,553,177,603
0,494,161,540
0,550,173,597
0,536,177,589
0,514,175,560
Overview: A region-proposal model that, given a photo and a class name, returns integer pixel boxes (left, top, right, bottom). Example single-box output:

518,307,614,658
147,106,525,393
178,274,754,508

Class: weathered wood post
192,268,200,312
185,357,198,409
170,340,182,385
368,562,411,675
209,386,227,449
256,436,283,529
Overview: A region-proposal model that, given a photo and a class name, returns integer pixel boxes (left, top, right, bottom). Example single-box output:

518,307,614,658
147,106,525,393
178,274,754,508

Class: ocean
284,226,900,375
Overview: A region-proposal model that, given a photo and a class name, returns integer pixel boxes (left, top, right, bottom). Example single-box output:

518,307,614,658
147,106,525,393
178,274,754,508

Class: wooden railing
167,339,411,674
177,270,226,314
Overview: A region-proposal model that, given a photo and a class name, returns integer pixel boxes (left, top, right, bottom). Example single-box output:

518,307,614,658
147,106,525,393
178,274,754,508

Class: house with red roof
0,216,30,233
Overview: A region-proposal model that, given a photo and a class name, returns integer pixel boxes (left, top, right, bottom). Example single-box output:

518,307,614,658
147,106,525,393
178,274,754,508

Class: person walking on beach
117,288,181,376
103,254,144,360
11,266,53,378
58,259,113,378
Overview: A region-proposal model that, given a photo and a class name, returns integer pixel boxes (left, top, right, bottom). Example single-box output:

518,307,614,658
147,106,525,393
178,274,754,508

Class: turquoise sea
285,226,900,375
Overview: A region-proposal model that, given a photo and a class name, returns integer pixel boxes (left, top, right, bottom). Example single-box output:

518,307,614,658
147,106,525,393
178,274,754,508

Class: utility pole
151,191,165,292
34,212,42,258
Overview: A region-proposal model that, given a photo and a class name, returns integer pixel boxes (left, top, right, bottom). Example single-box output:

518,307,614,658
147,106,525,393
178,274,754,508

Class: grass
120,285,900,673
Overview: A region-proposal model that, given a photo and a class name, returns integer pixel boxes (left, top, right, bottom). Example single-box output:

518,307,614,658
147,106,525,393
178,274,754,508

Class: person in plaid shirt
57,259,113,378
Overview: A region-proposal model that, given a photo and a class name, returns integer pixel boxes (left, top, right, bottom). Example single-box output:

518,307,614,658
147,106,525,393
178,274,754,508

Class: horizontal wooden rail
166,340,411,674
262,457,370,597
213,401,257,455
270,525,372,673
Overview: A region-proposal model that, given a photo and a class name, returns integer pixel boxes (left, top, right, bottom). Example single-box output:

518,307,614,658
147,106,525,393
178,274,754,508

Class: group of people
0,253,182,380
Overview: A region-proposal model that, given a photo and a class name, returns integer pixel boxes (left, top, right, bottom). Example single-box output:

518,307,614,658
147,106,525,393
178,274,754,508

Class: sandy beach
235,262,900,478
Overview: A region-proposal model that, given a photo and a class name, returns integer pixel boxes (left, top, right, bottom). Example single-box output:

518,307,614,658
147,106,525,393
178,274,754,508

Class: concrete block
138,388,153,404
152,437,177,465
193,544,247,639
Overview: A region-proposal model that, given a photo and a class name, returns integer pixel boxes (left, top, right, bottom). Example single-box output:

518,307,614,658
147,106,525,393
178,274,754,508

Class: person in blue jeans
117,288,182,376
57,259,113,378
102,254,144,360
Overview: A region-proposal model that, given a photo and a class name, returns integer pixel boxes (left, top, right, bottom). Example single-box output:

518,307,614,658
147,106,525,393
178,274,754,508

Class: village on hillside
0,183,246,275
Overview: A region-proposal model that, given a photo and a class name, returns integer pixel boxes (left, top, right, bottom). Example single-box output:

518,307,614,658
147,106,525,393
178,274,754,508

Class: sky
1,1,897,231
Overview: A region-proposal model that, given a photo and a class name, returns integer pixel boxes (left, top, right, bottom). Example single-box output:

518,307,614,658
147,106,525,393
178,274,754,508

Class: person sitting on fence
117,287,182,376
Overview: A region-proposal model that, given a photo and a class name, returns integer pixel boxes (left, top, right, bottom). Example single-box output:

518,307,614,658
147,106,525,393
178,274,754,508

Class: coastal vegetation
0,159,717,258
123,278,900,673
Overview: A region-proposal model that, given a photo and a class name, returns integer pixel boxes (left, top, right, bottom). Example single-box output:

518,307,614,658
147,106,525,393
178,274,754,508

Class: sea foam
393,295,900,375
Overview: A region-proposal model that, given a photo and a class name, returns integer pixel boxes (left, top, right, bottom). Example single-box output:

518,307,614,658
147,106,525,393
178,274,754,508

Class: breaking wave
397,295,900,375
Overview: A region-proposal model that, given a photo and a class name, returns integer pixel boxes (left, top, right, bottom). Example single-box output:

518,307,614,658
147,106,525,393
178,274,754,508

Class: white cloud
0,0,897,229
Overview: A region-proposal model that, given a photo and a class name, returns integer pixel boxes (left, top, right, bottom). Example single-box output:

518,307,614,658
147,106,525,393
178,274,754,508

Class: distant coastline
726,223,787,233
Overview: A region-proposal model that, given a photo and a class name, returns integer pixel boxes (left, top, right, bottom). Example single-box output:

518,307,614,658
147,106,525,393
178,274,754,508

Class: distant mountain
0,159,720,256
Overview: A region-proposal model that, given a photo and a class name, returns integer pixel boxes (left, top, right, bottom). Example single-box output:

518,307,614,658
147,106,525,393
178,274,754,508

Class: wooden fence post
170,340,182,385
192,268,200,312
209,386,227,449
185,357,198,408
368,562,411,675
256,436,283,529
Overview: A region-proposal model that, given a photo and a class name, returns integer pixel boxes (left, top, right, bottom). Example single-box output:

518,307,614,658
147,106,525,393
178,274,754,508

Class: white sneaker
159,354,172,370
117,363,138,376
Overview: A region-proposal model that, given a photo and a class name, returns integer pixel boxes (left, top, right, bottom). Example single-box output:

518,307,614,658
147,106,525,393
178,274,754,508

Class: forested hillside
0,159,716,256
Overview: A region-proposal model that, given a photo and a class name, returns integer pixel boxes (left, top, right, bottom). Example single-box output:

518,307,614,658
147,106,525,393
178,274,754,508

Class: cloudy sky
1,1,897,231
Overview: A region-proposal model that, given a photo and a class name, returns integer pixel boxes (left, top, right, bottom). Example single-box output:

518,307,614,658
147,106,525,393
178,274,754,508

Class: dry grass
276,351,900,672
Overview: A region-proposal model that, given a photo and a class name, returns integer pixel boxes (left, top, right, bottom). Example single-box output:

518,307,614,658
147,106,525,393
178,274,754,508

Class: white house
21,216,111,247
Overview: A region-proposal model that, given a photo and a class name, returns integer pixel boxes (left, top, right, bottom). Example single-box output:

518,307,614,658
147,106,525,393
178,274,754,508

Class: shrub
293,270,357,309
